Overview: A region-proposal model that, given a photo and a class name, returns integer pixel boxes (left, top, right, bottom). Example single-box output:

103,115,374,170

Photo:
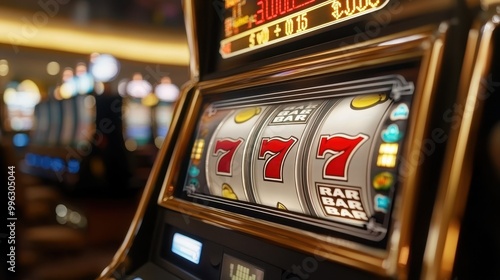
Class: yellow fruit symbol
221,183,238,200
234,107,261,123
373,172,394,191
351,93,388,109
277,202,288,210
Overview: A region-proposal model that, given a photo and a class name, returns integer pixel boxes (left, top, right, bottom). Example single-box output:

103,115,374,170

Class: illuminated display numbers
222,0,388,58
286,13,308,35
249,13,308,48
331,0,382,19
247,0,382,49
249,27,269,48
214,134,367,182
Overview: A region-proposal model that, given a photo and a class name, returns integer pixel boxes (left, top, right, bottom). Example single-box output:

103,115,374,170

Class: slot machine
2,79,42,148
121,73,159,186
60,97,78,146
31,101,50,145
100,0,500,279
154,76,180,148
21,92,134,194
123,73,154,150
47,98,63,146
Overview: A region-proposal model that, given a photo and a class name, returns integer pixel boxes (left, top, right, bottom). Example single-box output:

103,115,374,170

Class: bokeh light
0,59,9,76
47,61,60,76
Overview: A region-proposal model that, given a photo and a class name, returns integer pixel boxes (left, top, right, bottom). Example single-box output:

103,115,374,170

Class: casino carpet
16,177,140,280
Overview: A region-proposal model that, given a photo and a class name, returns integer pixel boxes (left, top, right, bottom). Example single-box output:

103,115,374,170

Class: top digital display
220,0,389,58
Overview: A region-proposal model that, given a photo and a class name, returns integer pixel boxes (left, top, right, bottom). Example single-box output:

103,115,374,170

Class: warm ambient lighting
0,8,189,66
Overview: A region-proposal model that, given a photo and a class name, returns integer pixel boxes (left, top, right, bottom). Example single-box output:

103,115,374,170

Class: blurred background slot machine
154,76,180,149
3,79,41,149
31,100,50,146
59,97,78,147
18,57,155,194
3,52,186,279
121,72,157,187
121,72,180,186
46,98,63,146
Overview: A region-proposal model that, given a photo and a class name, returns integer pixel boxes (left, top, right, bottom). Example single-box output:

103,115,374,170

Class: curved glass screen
180,73,415,243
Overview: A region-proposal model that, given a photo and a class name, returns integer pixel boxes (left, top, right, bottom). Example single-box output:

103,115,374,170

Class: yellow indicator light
191,139,205,161
377,154,397,168
377,144,399,167
379,143,399,155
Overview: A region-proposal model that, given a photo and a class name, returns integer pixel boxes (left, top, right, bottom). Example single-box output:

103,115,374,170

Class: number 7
317,134,368,181
214,138,244,176
258,136,298,182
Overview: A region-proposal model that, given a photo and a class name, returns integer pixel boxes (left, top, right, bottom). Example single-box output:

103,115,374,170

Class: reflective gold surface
422,4,499,280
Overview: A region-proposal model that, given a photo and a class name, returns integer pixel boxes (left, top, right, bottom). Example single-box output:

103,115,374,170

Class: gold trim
198,27,434,93
421,7,498,280
183,0,200,80
164,198,388,271
159,25,448,278
158,87,203,202
391,23,447,280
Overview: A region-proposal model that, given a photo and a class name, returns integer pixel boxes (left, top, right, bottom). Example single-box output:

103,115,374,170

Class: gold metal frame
421,3,500,280
157,24,449,278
